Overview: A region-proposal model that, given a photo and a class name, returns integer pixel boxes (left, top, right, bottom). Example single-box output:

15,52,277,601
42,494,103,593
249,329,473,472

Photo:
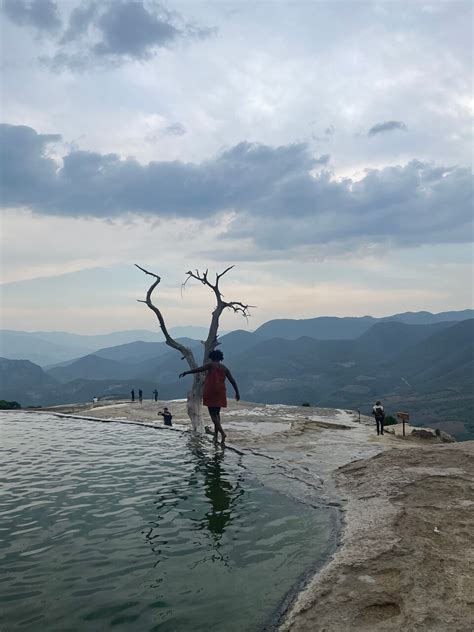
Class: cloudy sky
0,0,472,334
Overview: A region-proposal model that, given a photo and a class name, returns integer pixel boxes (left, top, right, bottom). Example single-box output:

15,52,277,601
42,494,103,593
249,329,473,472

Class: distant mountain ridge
255,316,377,340
0,330,96,366
386,309,474,324
0,328,199,366
1,318,472,440
48,355,132,383
46,337,200,370
254,309,474,340
1,309,472,366
0,356,156,408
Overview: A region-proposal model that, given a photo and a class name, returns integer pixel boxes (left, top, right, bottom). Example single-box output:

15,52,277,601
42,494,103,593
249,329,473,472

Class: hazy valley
1,309,473,440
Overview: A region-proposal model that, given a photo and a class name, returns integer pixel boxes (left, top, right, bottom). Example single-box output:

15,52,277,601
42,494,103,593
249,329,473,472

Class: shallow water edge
52,410,343,632
1,410,342,632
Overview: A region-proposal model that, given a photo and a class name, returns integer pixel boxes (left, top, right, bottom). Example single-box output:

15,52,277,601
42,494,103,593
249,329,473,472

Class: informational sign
397,412,410,421
396,411,410,436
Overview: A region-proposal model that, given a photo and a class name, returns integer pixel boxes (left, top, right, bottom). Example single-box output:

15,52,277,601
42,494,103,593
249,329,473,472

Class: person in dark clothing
138,389,143,404
158,407,173,426
131,389,135,402
153,389,158,402
372,401,385,435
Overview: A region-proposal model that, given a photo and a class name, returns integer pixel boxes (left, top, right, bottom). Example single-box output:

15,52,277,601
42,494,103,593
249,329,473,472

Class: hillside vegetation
1,312,472,439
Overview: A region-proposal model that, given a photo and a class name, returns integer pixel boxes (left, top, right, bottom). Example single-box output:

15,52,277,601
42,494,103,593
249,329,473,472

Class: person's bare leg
215,410,226,442
208,408,219,441
209,408,225,442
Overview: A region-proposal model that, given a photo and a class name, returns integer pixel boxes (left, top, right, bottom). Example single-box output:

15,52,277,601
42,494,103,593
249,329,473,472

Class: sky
0,0,472,334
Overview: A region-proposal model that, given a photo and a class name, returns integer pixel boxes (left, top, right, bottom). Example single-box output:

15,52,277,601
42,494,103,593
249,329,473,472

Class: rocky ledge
37,399,473,631
280,441,474,631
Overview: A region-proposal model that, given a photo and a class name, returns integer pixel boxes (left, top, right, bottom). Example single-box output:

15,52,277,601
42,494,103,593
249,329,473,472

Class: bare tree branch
216,265,235,287
182,266,254,354
136,263,253,433
135,264,197,366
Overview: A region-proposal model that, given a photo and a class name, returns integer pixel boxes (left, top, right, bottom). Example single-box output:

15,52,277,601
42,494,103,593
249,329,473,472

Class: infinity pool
1,413,335,631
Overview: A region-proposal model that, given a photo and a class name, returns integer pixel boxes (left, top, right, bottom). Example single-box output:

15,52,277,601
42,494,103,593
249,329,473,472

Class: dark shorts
208,406,221,416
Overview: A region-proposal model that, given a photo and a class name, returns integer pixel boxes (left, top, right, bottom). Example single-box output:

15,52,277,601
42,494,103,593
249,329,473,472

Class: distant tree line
0,400,21,410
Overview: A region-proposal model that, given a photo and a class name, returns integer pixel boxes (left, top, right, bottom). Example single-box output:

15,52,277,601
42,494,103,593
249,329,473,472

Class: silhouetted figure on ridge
372,400,385,436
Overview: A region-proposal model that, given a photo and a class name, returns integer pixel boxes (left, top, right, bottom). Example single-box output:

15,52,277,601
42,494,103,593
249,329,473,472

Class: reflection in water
189,436,245,542
145,435,245,571
2,414,335,632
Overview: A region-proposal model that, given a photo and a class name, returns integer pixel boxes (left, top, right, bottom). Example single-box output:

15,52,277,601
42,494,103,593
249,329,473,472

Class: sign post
396,411,410,437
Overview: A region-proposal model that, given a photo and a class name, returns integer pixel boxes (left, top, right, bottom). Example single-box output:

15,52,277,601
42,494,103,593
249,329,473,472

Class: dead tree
136,264,252,433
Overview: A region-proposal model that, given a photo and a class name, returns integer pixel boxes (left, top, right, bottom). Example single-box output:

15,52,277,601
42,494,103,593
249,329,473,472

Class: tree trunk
187,373,205,433
137,264,250,435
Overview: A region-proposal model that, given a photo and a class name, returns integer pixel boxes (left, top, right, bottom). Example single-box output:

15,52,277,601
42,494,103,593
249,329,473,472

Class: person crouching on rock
372,400,385,436
179,350,240,443
158,407,173,426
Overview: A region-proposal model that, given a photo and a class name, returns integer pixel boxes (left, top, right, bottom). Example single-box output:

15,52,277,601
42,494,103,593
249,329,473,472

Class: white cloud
0,208,229,283
1,1,472,331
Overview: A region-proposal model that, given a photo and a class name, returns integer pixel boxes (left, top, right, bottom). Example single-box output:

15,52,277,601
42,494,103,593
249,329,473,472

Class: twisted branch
183,266,253,313
135,264,196,365
182,266,254,353
137,263,254,367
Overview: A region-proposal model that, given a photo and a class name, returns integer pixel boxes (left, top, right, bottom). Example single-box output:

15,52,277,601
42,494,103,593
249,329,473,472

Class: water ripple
1,412,334,631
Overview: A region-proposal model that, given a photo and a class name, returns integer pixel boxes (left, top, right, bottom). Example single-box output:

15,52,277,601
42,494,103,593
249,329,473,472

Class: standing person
158,407,173,426
179,350,240,443
138,389,143,404
131,389,135,402
372,400,385,436
153,389,159,402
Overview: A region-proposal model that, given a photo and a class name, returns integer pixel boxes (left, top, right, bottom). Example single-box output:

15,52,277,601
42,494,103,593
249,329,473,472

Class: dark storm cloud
2,0,61,32
4,0,215,70
1,123,471,249
368,121,408,137
230,160,472,250
60,2,98,43
93,1,179,58
0,124,315,217
0,124,61,206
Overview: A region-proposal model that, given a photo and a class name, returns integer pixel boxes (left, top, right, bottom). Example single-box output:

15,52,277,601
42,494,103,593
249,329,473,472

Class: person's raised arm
179,364,210,379
225,367,240,401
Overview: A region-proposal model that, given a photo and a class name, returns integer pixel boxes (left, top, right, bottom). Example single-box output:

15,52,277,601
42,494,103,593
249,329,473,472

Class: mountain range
1,310,472,440
1,309,472,366
253,309,474,339
0,327,209,367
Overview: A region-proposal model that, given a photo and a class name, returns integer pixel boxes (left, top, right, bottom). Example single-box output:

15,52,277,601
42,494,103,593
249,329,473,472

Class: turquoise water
0,413,335,631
